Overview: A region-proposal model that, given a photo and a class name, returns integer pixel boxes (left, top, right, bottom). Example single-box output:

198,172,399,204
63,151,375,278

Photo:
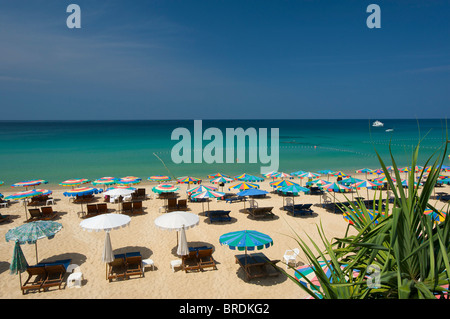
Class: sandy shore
0,173,448,299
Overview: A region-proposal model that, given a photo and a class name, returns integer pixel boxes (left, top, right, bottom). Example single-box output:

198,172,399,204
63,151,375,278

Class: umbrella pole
35,242,38,264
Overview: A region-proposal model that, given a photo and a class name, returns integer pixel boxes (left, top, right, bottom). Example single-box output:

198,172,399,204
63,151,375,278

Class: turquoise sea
0,119,448,188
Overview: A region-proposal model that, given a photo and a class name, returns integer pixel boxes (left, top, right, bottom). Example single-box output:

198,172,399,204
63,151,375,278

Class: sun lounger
40,259,71,291
182,250,201,272
246,207,274,219
207,210,231,223
21,265,47,294
177,199,188,211
137,188,147,200
197,248,217,271
132,201,143,214
97,203,108,214
40,206,57,220
86,204,99,217
286,204,313,217
108,255,127,282
167,198,178,212
122,202,133,214
125,252,144,279
27,209,43,222
225,196,243,203
235,253,279,281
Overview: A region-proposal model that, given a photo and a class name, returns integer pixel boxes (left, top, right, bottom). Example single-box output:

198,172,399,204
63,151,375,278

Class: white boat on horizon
372,120,384,127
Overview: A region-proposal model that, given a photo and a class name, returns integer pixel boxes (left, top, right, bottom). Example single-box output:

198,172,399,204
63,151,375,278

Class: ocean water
0,119,448,187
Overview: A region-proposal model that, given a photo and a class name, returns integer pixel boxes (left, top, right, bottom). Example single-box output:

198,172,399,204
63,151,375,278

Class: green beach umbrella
10,240,29,290
5,220,63,263
219,230,273,266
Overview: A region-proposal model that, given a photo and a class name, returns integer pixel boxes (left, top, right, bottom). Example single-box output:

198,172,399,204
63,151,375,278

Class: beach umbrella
5,220,63,263
117,176,141,185
369,169,384,176
271,172,293,179
270,179,299,189
152,183,179,194
277,184,310,195
317,170,335,181
355,168,372,179
0,181,3,186
102,188,135,212
234,173,264,182
294,261,361,298
298,172,321,179
236,189,269,209
291,170,307,177
5,189,45,220
148,175,171,182
219,230,273,267
11,179,48,189
187,184,217,195
63,187,103,214
154,211,200,248
351,180,382,199
80,213,131,278
190,190,225,212
177,226,189,256
177,176,202,184
229,182,260,191
60,178,91,188
9,240,29,290
263,171,279,179
320,182,351,204
306,179,329,187
441,178,450,185
93,177,118,188
339,177,364,186
332,171,349,179
210,176,234,184
207,173,231,179
424,209,447,225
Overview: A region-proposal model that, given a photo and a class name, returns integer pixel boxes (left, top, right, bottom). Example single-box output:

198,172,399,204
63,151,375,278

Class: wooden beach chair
197,248,217,271
27,209,43,222
21,266,47,294
247,207,274,219
182,250,201,273
41,264,68,291
108,256,127,282
122,202,133,214
40,207,57,220
97,203,108,214
137,188,147,200
167,198,178,212
86,204,98,217
125,252,144,279
132,201,143,214
177,199,188,211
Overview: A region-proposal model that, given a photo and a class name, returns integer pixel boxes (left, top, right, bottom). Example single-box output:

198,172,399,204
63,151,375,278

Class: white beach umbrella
102,188,135,212
80,213,131,278
154,211,199,251
177,226,189,256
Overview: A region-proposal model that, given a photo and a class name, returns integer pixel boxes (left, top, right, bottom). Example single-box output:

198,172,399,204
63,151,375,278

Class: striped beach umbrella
278,184,310,195
107,185,136,190
93,177,118,188
441,178,450,185
424,209,446,225
270,179,299,189
298,172,321,179
177,176,202,184
152,184,179,194
148,175,171,182
321,182,351,193
219,230,273,253
339,177,364,186
117,176,142,185
207,173,230,179
306,179,329,187
332,171,349,179
291,170,307,177
11,179,48,189
60,178,91,187
63,187,102,197
263,171,280,178
190,190,225,212
234,173,264,182
5,189,46,220
369,169,384,175
9,240,29,289
229,182,260,191
5,220,63,263
187,185,217,195
210,176,234,184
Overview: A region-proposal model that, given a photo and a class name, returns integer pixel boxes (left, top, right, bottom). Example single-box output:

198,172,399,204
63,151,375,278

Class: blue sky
0,0,449,120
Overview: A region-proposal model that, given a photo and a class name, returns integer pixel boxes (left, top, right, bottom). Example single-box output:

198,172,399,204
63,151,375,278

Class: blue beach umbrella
219,230,273,253
5,220,63,263
236,189,269,197
234,173,264,182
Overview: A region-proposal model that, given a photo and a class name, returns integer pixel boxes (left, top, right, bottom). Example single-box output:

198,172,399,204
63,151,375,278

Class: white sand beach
0,173,448,299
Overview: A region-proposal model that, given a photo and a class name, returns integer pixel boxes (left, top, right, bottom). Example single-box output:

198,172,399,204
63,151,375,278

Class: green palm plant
283,133,450,299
